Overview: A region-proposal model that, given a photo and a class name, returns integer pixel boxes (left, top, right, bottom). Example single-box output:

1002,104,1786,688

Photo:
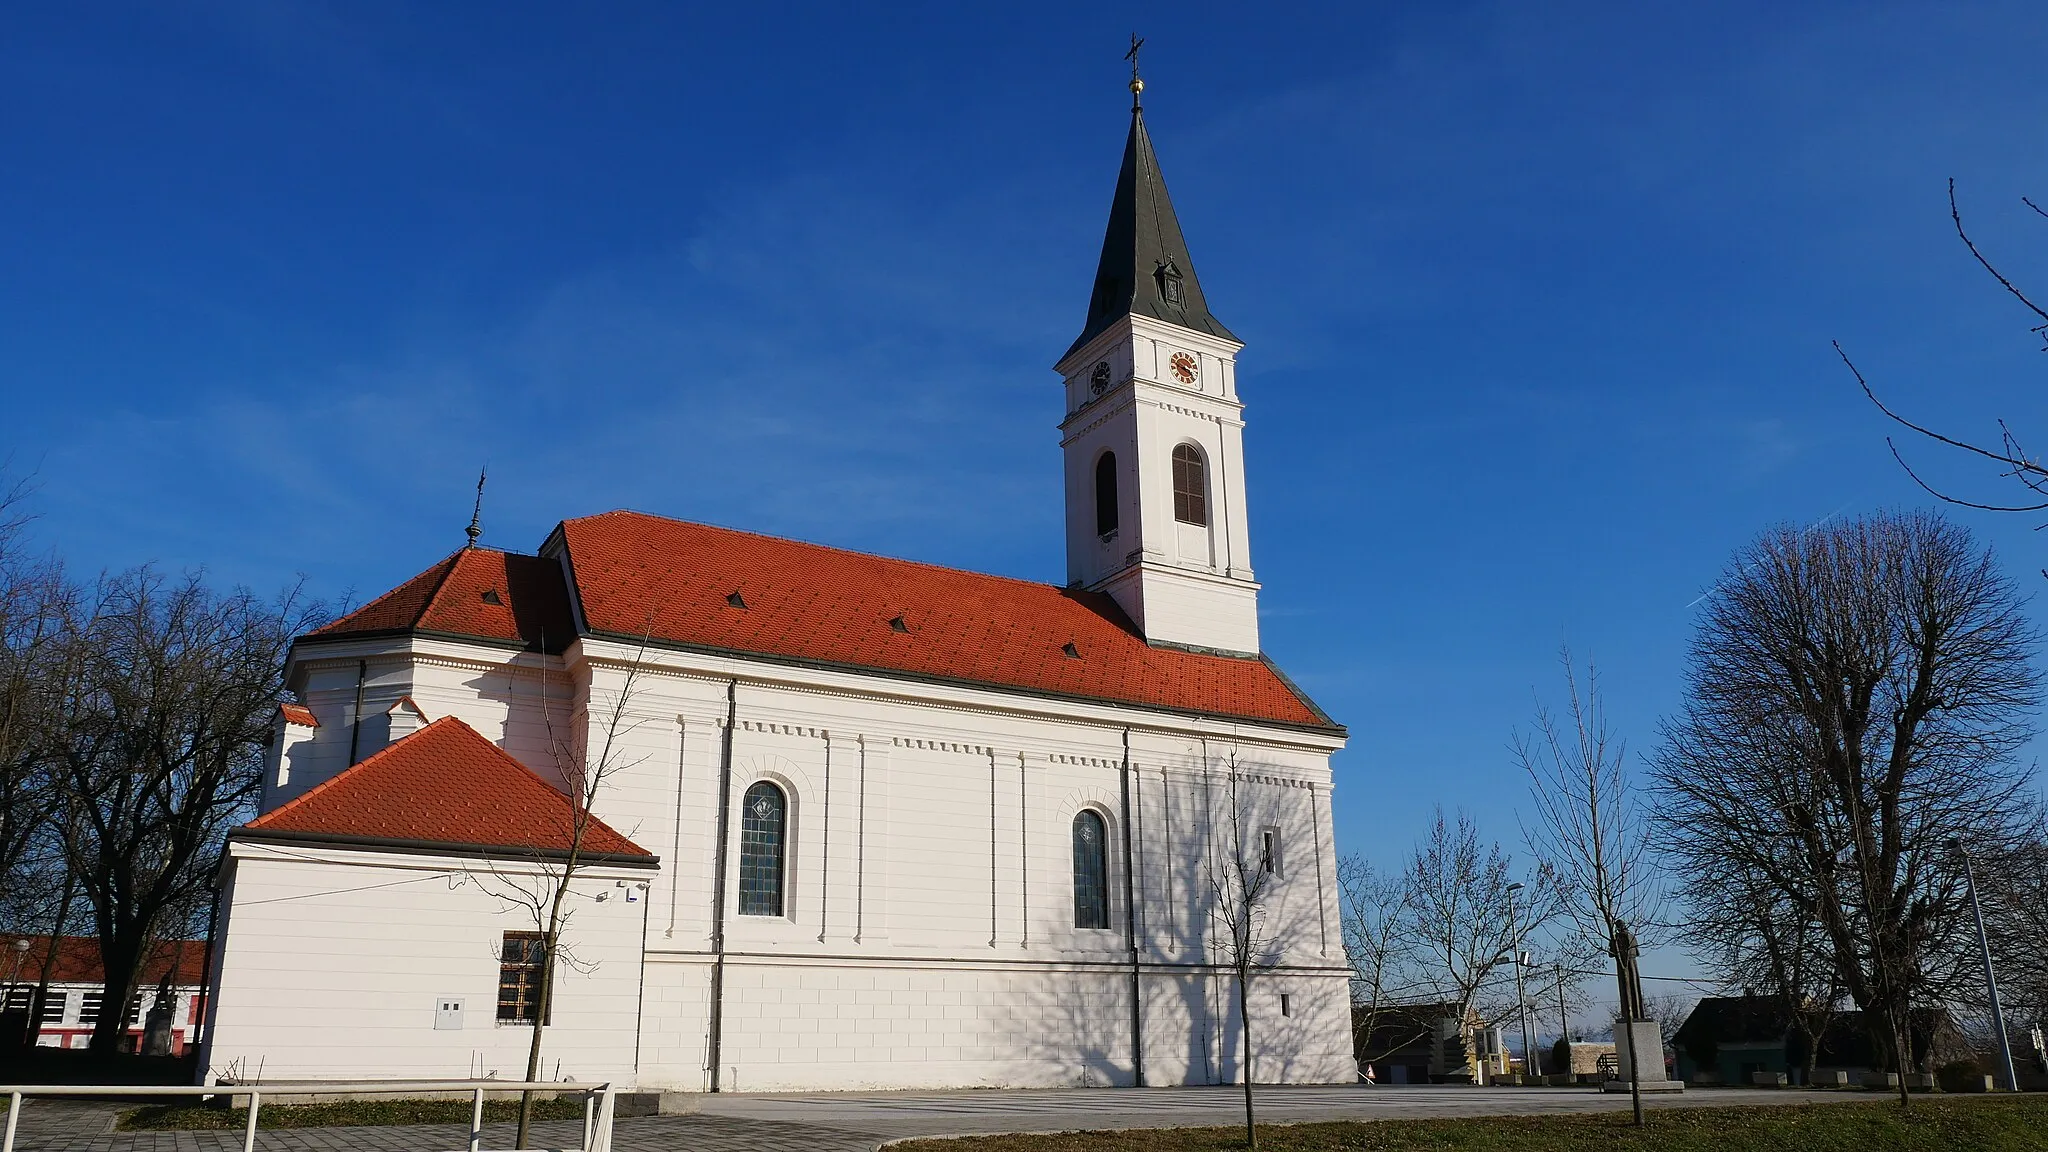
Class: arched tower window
1094,452,1119,539
1072,810,1110,930
1172,444,1208,526
738,781,786,917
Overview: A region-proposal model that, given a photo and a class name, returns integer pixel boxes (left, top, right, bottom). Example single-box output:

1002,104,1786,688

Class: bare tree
1338,854,1417,1073
1513,649,1666,1063
1654,511,2039,1105
1204,754,1275,1149
48,569,317,1051
1845,183,2048,534
480,639,651,1149
0,475,68,937
1398,807,1563,1070
1974,836,2048,1051
1676,854,1843,1082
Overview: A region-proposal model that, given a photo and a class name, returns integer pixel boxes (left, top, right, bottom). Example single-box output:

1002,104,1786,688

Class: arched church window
1073,810,1110,930
1094,452,1119,540
738,781,786,917
1172,444,1208,526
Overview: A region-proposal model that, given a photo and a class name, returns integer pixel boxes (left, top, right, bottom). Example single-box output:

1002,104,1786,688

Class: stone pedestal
1602,1018,1684,1094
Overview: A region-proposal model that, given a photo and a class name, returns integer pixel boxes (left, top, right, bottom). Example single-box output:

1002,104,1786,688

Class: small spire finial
465,467,486,548
1125,33,1145,111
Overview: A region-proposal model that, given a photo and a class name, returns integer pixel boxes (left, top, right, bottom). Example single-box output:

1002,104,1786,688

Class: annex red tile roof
307,547,575,653
0,936,206,987
556,511,1337,731
278,703,318,728
242,717,654,861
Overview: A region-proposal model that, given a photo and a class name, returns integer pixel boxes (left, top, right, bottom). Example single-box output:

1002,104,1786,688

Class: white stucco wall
225,631,1352,1091
203,841,652,1083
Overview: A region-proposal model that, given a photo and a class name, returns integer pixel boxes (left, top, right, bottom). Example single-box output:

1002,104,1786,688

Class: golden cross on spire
1125,33,1145,110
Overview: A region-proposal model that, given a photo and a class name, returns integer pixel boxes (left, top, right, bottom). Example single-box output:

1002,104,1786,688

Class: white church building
200,90,1355,1093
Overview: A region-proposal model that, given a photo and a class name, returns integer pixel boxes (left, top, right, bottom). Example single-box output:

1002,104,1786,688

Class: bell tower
1055,76,1260,655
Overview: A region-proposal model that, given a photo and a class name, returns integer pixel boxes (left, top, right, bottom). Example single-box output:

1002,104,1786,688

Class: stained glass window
739,781,787,917
1172,445,1208,526
1073,810,1110,930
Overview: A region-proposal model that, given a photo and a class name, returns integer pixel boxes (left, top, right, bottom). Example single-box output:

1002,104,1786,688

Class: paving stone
3,1084,1879,1152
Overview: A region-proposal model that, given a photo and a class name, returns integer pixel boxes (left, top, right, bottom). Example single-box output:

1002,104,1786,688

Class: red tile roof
307,548,575,653
242,717,654,861
278,703,318,728
0,936,206,987
299,512,1337,732
557,511,1336,731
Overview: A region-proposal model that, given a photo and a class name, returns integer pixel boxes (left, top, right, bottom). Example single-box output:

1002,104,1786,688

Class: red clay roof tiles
558,511,1336,731
0,936,206,986
243,717,652,860
301,511,1336,731
278,703,318,728
308,548,574,653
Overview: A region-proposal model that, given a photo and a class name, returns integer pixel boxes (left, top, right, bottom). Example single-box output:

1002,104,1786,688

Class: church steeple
1064,107,1238,362
1053,72,1261,657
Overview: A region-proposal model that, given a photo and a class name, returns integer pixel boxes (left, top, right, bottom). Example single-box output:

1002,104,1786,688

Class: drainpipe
705,679,738,1092
346,660,367,765
1120,726,1144,1087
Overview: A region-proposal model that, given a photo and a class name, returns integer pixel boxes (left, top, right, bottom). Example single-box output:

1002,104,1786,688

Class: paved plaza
5,1084,1878,1152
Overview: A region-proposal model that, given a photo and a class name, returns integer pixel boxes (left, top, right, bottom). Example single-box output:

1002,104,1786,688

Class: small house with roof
1672,995,1975,1085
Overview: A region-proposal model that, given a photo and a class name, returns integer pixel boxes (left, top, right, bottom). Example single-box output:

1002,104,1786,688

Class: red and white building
2,936,207,1054
201,92,1355,1092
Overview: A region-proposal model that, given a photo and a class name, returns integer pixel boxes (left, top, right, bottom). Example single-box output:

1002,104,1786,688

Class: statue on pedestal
1611,919,1645,1022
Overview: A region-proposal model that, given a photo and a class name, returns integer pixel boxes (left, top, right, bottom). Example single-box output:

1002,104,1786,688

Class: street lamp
1948,838,2018,1092
1507,882,1533,1081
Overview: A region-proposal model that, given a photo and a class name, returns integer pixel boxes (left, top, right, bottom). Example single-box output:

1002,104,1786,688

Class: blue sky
6,2,2048,989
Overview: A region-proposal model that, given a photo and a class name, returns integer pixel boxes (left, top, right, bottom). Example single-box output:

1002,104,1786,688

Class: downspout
1119,726,1144,1087
193,875,222,1062
346,659,367,766
705,679,738,1092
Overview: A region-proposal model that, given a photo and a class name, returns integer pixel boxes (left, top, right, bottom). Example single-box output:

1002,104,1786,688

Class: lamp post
1506,882,1532,1081
5,938,29,989
1948,838,2018,1092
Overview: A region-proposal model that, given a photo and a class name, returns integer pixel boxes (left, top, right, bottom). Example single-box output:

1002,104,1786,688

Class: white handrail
0,1079,615,1152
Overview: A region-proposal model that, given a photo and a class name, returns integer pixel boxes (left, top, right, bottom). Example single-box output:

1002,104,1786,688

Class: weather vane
465,466,486,548
1125,33,1145,110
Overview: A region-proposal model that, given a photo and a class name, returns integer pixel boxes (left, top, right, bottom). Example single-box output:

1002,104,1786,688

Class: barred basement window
739,781,787,917
1171,444,1208,526
1073,810,1110,930
497,931,548,1024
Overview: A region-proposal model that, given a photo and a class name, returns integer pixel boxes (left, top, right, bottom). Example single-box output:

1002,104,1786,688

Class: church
199,83,1355,1093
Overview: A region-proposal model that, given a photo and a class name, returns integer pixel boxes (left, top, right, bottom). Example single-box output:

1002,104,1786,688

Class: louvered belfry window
1073,810,1110,930
1172,444,1208,526
739,781,787,917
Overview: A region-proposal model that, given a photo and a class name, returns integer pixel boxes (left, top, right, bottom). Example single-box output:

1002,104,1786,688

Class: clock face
1169,351,1199,385
1089,361,1111,396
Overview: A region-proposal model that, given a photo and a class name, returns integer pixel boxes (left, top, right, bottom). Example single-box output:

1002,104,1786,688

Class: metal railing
0,1079,615,1152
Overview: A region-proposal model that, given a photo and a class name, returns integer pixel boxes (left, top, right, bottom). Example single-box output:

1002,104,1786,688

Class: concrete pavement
3,1083,1884,1152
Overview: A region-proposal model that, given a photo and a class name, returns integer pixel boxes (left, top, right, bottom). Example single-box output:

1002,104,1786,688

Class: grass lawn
119,1096,592,1131
891,1096,2048,1152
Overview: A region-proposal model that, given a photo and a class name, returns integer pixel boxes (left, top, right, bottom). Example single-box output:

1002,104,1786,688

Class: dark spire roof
1064,108,1238,362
